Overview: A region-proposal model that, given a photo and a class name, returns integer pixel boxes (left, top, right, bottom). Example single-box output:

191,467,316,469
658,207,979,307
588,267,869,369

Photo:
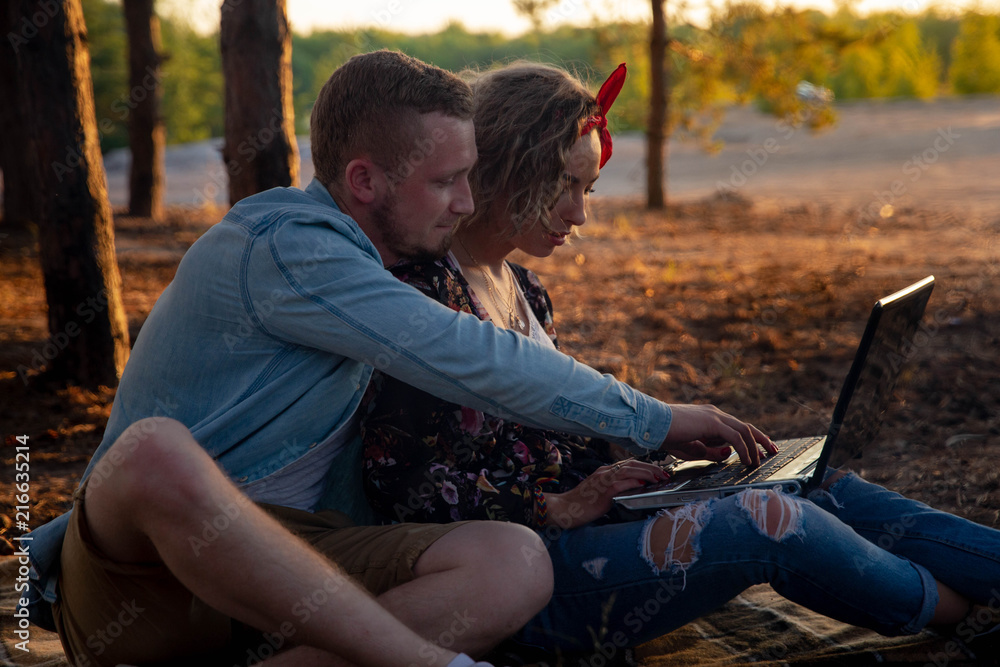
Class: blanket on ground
0,557,983,666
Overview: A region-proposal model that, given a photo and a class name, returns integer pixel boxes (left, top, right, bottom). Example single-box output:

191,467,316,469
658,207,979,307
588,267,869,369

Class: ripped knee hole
737,489,804,541
642,503,709,573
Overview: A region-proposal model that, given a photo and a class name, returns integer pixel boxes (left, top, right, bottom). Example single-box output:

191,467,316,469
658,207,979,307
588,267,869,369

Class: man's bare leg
81,418,551,666
259,515,553,666
380,521,551,653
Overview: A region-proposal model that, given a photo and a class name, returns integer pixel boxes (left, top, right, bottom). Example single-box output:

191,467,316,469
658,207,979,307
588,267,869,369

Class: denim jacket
24,179,672,626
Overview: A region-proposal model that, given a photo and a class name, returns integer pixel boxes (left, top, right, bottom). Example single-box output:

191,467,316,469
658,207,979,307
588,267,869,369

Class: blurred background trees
219,0,299,205
74,0,1000,157
4,0,131,389
123,0,165,219
949,13,1000,94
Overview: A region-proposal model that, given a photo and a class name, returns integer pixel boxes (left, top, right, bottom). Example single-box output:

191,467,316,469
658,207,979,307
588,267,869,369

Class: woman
360,62,1000,655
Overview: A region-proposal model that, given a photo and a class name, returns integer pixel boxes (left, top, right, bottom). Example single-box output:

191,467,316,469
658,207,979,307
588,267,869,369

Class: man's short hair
310,50,474,188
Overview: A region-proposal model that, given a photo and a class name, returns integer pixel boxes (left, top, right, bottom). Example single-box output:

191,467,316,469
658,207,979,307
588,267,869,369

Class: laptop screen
824,277,935,469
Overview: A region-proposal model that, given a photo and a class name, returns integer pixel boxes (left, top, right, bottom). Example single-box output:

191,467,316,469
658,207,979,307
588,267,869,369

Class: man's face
370,112,477,266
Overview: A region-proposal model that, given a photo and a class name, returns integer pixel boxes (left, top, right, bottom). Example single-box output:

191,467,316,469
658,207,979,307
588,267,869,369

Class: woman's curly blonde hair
463,62,600,237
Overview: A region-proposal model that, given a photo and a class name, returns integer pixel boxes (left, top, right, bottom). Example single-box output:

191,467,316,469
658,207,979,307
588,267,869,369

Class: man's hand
662,404,777,467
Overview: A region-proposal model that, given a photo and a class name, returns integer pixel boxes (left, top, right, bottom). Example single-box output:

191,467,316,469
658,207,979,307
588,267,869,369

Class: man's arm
250,216,771,464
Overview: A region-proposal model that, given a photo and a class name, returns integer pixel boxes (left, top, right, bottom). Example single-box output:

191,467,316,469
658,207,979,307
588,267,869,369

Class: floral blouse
361,254,614,528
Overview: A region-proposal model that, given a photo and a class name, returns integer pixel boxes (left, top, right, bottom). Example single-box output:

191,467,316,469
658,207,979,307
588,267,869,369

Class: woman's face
509,129,601,259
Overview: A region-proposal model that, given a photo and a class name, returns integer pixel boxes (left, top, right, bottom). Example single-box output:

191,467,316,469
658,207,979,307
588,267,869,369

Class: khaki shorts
53,481,465,667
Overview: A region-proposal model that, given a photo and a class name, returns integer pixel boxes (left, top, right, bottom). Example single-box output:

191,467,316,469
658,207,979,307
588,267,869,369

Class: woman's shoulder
508,263,559,346
508,263,548,297
389,254,476,314
388,256,456,286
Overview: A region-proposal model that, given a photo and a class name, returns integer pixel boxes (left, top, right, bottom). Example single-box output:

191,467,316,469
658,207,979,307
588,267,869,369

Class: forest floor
1,190,999,552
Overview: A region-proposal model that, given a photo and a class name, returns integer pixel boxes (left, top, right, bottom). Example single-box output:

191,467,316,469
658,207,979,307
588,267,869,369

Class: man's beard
371,194,454,263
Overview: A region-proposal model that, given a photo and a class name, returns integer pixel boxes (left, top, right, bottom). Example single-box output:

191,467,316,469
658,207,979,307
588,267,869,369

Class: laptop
614,275,935,511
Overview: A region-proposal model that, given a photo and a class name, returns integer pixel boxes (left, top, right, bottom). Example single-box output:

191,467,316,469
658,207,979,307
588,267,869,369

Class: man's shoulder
211,182,376,259
226,182,351,230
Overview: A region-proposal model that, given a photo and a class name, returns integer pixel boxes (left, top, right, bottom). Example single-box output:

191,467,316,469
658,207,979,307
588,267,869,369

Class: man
24,50,771,667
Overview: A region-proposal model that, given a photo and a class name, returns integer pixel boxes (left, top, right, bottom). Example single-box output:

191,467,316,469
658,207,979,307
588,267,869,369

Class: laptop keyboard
681,436,824,489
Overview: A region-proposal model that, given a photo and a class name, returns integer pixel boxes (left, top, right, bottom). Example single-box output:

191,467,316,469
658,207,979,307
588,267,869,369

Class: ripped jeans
515,473,1000,652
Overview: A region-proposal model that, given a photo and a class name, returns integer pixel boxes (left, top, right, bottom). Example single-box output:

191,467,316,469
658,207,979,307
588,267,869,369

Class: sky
164,0,1000,35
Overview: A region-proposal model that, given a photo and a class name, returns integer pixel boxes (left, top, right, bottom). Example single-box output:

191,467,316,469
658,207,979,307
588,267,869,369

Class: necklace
457,237,526,331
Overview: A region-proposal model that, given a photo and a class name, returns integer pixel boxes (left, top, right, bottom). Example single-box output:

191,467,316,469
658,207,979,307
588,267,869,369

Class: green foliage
917,8,961,75
81,0,128,151
592,19,732,142
882,21,940,97
291,23,604,134
829,15,940,99
711,5,843,121
833,44,883,98
160,18,224,143
76,2,999,153
949,13,1000,94
82,0,221,151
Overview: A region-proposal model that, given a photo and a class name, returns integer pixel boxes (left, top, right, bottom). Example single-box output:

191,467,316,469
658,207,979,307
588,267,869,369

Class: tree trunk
9,0,131,389
0,2,34,231
123,0,165,219
220,0,299,206
647,0,668,209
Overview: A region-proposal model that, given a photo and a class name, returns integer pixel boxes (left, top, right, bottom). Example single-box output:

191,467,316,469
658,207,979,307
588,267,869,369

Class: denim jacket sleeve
22,180,672,627
242,182,672,451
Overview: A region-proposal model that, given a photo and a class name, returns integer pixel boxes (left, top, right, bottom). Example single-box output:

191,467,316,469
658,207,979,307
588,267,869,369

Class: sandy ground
101,95,1000,216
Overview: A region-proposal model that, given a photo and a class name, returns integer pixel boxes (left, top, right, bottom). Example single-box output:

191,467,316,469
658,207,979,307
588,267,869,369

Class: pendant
515,315,526,330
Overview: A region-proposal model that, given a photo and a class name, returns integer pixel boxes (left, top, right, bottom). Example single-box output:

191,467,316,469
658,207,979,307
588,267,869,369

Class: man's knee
86,417,207,502
444,521,553,599
474,522,553,622
497,522,552,588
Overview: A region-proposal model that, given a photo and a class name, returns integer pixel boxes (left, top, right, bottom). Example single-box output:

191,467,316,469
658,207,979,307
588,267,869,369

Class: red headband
580,63,627,168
